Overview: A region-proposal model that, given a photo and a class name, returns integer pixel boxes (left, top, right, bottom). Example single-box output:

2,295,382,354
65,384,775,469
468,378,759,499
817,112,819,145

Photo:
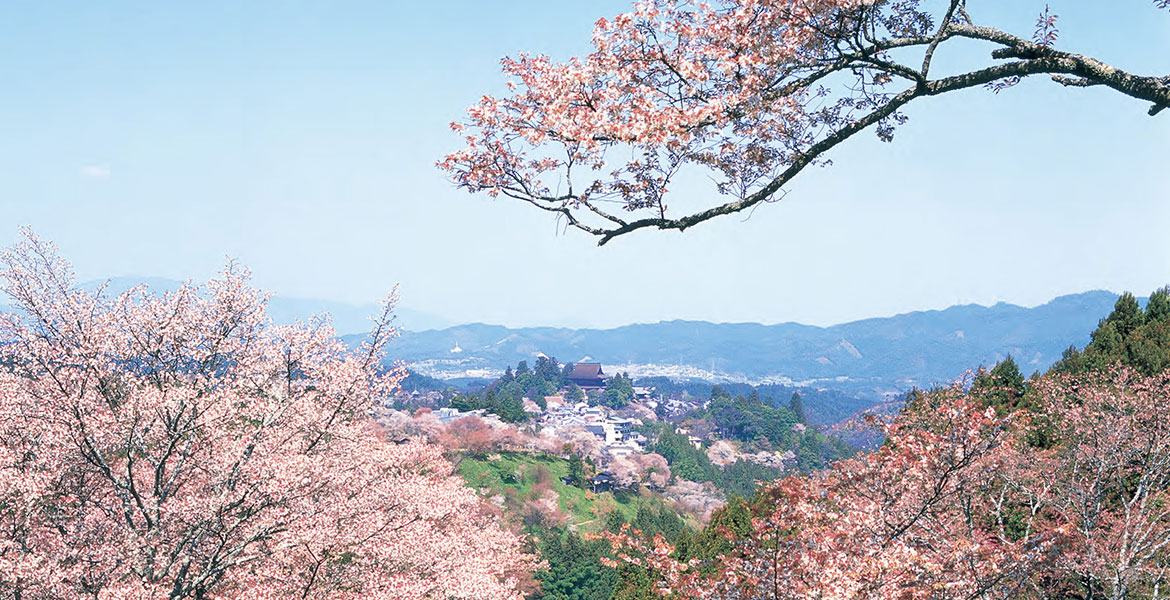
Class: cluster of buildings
641,395,703,420
539,396,648,461
420,363,680,493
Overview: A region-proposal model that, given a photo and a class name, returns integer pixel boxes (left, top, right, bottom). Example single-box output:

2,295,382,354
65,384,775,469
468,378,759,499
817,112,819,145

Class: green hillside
456,452,700,534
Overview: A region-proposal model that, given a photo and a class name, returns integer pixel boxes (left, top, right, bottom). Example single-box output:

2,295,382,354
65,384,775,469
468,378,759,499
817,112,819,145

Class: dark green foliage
603,509,626,534
602,372,635,408
631,505,686,541
446,357,568,422
536,531,619,600
535,356,565,388
634,377,873,426
1147,287,1170,324
789,392,807,425
695,388,852,476
790,430,852,471
567,453,585,488
674,495,757,565
1054,285,1170,377
970,355,1027,414
397,370,448,394
704,389,799,446
716,460,785,499
601,505,690,600
1126,321,1170,375
565,383,585,404
1110,293,1144,338
652,425,720,483
449,393,479,413
651,388,851,495
447,387,526,423
492,389,527,423
608,564,658,600
535,498,692,600
651,421,825,495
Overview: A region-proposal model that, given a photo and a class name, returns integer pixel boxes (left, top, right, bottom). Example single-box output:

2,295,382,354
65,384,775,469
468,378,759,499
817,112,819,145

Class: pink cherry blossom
0,229,537,599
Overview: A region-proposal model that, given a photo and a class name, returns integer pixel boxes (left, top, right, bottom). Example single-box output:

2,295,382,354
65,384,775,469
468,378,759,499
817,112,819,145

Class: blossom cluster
0,230,537,599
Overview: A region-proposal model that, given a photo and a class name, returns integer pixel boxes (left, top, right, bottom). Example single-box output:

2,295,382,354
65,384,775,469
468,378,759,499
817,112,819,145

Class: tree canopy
0,231,535,599
1055,287,1170,376
441,0,1169,244
611,367,1170,600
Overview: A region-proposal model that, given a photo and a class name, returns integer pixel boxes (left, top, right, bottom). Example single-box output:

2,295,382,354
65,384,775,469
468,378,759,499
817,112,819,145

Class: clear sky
0,1,1167,329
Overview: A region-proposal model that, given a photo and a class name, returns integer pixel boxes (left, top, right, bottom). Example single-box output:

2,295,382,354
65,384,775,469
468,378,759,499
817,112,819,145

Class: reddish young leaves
442,0,1170,244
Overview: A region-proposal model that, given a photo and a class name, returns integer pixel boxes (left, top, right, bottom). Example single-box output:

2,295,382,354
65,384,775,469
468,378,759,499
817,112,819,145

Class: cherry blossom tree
441,0,1170,244
606,390,1061,599
0,230,537,599
602,370,1170,599
610,452,674,489
1018,369,1170,600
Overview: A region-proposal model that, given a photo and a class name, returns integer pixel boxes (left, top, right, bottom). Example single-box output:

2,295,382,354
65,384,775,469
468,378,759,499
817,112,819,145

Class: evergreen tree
717,460,785,499
602,373,635,408
1126,320,1170,375
565,383,585,404
1107,292,1144,338
604,510,626,533
450,394,478,412
536,530,618,600
991,356,1025,395
972,356,1026,413
652,425,720,483
495,391,527,423
567,453,585,488
789,392,807,425
1054,286,1170,377
710,385,732,401
535,355,563,387
1147,286,1170,324
676,495,757,565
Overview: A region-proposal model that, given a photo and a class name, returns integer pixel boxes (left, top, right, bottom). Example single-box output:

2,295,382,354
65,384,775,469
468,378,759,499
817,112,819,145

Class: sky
0,1,1167,329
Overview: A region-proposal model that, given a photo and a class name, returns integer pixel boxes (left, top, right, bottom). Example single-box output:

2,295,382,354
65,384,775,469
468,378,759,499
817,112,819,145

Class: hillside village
422,363,664,489
395,360,823,496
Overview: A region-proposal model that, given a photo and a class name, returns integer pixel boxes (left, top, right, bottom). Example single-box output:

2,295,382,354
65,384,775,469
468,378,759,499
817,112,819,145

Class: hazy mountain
378,291,1123,396
2,277,1127,398
75,277,455,333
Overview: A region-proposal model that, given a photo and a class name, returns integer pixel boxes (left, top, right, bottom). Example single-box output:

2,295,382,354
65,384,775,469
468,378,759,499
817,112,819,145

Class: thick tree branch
586,47,1167,244
595,53,1131,245
445,4,1169,246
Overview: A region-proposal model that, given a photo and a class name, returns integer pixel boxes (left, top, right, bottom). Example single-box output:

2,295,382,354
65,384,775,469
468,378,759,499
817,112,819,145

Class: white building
586,422,622,444
434,407,487,425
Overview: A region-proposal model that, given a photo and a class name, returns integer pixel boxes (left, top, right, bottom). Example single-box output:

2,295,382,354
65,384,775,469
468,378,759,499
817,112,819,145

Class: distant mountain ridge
0,278,1129,399
377,291,1125,397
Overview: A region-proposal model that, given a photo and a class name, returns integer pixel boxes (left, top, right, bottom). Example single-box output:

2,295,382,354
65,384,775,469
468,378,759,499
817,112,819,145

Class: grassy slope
456,452,696,533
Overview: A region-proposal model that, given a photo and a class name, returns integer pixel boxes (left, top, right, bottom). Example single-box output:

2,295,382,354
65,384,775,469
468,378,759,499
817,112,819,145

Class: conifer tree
789,392,808,425
1147,286,1170,324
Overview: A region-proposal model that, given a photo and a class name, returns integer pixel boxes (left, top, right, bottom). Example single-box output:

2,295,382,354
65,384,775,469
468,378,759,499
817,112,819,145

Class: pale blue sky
0,1,1167,328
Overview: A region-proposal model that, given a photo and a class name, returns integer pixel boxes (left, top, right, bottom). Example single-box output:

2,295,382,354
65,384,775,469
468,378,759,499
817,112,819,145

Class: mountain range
375,291,1125,398
0,277,1129,400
